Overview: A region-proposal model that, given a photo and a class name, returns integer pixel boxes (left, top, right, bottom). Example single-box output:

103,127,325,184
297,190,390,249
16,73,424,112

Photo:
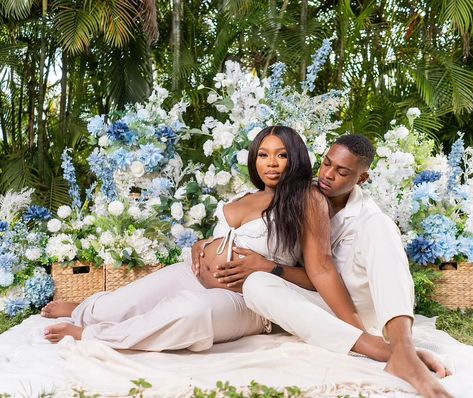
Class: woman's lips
265,172,280,180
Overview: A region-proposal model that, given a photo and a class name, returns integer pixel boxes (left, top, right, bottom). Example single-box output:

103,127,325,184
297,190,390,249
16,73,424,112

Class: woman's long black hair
247,126,314,257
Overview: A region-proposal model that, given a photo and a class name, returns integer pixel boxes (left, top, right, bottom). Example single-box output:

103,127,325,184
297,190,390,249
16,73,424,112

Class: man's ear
357,171,369,185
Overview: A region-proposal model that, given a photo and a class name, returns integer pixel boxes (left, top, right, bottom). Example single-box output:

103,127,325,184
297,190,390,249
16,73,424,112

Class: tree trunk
300,0,308,81
9,69,16,148
59,49,68,136
263,0,289,75
172,0,183,91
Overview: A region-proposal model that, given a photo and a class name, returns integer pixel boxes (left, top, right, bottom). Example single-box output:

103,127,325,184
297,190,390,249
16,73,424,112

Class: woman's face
256,134,288,190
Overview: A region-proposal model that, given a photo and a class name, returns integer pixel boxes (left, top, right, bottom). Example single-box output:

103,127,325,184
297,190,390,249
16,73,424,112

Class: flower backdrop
1,39,473,317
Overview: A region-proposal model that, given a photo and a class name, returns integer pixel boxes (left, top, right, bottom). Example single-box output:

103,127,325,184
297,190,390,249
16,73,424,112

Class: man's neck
329,190,353,215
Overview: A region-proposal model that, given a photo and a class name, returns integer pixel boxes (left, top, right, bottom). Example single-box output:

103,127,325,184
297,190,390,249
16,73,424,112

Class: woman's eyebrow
258,147,286,151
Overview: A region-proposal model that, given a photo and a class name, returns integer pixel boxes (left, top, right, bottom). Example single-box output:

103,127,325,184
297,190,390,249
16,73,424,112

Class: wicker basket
432,262,473,309
105,263,163,292
52,262,105,302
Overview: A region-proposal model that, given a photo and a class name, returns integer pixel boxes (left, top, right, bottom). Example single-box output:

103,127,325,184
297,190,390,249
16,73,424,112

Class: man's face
317,144,369,198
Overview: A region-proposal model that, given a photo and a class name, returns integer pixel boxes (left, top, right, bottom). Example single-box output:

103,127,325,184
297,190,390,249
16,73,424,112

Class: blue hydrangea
138,144,164,172
107,121,136,144
176,230,198,249
447,137,465,191
406,236,440,265
0,221,9,232
269,62,286,98
302,38,333,92
110,148,134,170
61,148,82,209
0,269,14,287
457,237,473,262
155,126,177,145
413,170,442,186
144,177,174,198
4,297,29,317
24,271,55,308
0,253,19,272
434,234,459,261
87,115,105,136
22,205,52,222
412,182,440,205
421,215,457,238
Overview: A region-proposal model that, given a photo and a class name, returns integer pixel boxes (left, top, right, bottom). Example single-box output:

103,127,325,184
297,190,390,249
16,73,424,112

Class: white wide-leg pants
71,263,267,351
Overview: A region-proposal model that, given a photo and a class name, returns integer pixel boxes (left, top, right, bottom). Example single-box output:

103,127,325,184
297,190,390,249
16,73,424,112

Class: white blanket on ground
1,315,472,397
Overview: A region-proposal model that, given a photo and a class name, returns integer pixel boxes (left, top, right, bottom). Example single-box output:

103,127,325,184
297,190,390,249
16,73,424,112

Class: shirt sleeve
354,212,415,340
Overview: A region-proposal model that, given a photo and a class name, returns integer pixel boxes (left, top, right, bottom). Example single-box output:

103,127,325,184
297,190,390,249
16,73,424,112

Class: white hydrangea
406,107,421,119
47,219,62,233
46,234,77,262
83,215,96,226
25,247,42,261
393,126,409,140
99,231,115,246
126,229,157,265
57,205,72,219
108,200,125,216
171,202,184,220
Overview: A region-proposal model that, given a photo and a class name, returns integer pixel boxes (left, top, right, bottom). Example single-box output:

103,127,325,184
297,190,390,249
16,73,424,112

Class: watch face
271,264,283,277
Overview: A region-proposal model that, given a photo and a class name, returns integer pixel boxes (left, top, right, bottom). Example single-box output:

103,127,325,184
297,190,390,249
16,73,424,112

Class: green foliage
412,266,443,314
128,378,153,398
192,380,303,398
0,307,39,334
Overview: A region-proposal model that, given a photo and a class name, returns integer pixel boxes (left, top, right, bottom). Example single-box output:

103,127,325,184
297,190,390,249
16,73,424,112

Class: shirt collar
332,185,364,221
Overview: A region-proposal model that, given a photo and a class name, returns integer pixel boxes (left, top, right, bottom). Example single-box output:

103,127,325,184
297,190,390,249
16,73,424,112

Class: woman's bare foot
417,348,453,377
41,301,79,318
385,347,453,398
44,323,83,343
351,333,390,362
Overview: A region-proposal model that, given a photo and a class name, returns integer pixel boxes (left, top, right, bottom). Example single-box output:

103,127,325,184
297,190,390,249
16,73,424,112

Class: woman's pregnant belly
197,238,242,292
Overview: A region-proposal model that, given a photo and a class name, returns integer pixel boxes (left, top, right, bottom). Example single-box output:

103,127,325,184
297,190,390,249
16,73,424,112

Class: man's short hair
334,134,375,168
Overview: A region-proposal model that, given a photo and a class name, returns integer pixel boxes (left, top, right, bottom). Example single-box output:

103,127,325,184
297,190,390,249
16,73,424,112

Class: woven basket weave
432,262,473,309
104,263,163,292
52,262,105,303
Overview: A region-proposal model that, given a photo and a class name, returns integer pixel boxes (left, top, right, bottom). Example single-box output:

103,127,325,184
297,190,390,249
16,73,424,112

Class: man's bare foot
44,323,83,343
385,348,453,398
352,333,390,362
41,300,78,318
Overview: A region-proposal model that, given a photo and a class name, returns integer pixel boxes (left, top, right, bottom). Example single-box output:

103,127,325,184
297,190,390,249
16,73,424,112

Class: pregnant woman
42,126,379,357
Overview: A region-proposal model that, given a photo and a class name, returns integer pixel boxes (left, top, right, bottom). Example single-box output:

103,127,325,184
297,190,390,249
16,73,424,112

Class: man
205,135,452,398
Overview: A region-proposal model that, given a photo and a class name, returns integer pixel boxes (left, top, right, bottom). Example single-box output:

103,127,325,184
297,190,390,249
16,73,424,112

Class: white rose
203,140,214,157
83,215,95,226
247,127,261,141
203,170,217,188
25,248,41,261
394,126,409,140
174,186,187,200
147,197,161,207
195,170,204,185
171,223,185,238
47,219,62,233
128,206,141,219
130,161,145,178
215,170,232,186
171,202,184,220
98,135,110,148
236,149,249,165
188,203,206,222
57,205,72,219
214,131,234,149
100,231,115,246
207,93,218,104
108,200,125,216
406,107,421,119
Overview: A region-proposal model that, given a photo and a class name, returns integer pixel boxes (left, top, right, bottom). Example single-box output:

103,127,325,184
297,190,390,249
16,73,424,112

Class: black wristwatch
270,263,284,277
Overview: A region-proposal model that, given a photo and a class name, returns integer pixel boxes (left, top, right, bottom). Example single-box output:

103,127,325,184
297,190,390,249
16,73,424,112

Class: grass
0,308,39,334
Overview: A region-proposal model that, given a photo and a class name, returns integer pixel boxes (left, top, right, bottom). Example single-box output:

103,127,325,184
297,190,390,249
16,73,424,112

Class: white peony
25,248,41,261
171,202,184,220
98,135,110,148
128,206,141,219
188,203,206,222
171,223,185,238
247,127,261,141
99,231,115,246
46,234,77,262
108,200,125,216
394,126,409,140
215,170,232,186
47,219,62,233
83,215,95,226
236,149,249,165
207,93,218,104
57,205,72,219
130,161,145,178
203,140,214,157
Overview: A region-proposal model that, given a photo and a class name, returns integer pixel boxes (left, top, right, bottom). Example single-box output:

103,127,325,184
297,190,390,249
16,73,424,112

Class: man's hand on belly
213,247,274,288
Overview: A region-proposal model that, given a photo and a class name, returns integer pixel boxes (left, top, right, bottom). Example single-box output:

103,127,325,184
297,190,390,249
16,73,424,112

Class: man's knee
243,271,283,308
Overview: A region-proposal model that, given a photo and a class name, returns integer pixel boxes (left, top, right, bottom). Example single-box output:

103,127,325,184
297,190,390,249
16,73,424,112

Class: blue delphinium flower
110,148,134,170
107,121,136,144
176,229,198,249
302,37,333,92
0,221,9,232
413,170,442,186
447,137,465,191
421,214,457,238
138,144,164,172
0,269,14,287
88,150,118,202
412,182,440,205
155,126,177,145
85,181,98,203
24,271,55,308
61,148,82,209
406,237,440,265
4,297,29,317
22,205,51,222
269,62,286,98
